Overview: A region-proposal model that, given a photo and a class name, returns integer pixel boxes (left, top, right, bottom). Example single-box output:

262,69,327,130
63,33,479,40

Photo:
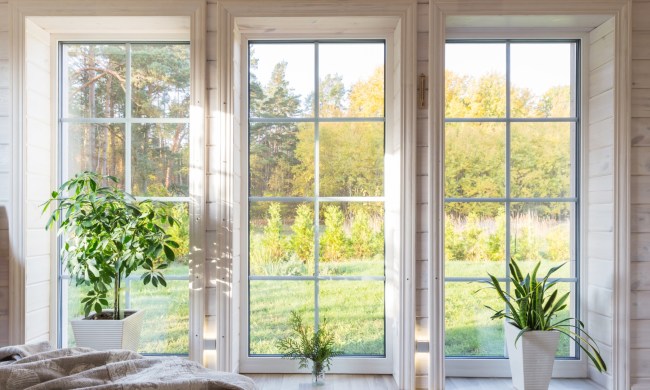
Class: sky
249,41,573,101
250,42,384,100
445,42,574,95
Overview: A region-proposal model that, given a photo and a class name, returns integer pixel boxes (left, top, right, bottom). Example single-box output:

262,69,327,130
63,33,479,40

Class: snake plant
484,258,607,373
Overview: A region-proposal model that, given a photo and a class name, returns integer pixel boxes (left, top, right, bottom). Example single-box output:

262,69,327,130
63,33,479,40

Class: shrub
350,208,374,258
261,202,288,263
291,204,314,263
320,205,349,262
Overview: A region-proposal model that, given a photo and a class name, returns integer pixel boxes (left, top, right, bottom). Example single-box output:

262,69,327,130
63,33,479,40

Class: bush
350,208,375,258
261,203,288,263
291,204,314,263
320,205,349,262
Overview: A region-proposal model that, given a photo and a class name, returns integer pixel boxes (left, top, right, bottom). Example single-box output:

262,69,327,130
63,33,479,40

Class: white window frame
9,1,206,364
214,2,418,386
428,6,632,389
241,38,394,374
442,32,588,378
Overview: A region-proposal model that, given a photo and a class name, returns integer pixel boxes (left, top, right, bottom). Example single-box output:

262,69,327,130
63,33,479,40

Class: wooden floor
246,374,397,390
446,378,605,389
246,375,604,390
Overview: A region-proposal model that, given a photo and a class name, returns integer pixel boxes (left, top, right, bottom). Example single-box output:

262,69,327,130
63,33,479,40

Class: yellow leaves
348,67,384,117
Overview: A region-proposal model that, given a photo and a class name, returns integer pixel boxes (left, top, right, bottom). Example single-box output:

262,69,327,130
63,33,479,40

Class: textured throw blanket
0,342,258,390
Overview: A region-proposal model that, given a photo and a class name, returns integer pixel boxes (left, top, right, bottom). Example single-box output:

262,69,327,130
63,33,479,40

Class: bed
0,342,258,390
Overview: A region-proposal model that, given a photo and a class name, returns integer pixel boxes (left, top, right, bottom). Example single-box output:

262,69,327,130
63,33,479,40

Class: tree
249,61,302,196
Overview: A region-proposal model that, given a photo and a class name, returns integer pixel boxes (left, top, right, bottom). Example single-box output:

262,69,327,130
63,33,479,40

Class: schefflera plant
43,171,180,320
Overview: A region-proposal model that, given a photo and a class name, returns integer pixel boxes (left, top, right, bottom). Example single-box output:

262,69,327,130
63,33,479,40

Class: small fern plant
483,258,607,373
277,311,341,382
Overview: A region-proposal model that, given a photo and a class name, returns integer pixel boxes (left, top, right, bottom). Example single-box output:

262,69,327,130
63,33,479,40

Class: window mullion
313,41,321,333
504,42,512,350
125,43,133,193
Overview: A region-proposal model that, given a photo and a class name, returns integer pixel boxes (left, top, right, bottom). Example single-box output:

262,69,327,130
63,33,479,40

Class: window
246,41,387,361
58,42,191,354
444,40,579,361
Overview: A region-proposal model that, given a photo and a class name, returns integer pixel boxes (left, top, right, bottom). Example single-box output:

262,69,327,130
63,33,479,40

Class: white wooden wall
0,0,9,348
631,1,650,387
587,17,616,390
22,20,52,344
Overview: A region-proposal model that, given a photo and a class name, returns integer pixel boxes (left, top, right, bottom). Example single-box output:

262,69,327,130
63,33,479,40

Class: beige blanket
0,342,257,390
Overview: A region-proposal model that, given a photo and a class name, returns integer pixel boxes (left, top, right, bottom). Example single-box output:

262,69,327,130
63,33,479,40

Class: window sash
246,40,387,359
443,39,581,360
57,41,191,353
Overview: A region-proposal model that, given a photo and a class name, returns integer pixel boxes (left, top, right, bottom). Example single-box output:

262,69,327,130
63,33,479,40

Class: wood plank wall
0,0,10,347
22,21,52,344
631,1,650,387
587,17,615,390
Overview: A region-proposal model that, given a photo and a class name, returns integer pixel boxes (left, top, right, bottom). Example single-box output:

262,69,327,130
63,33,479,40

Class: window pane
511,122,574,198
249,202,313,276
62,44,126,118
319,122,384,197
131,123,189,197
445,202,506,278
552,282,576,358
318,43,384,117
318,202,384,277
249,280,315,355
445,43,506,118
445,282,505,357
445,122,505,198
249,122,314,197
64,123,125,186
510,43,574,118
131,44,190,118
320,280,385,356
130,277,189,354
249,43,314,118
510,202,573,279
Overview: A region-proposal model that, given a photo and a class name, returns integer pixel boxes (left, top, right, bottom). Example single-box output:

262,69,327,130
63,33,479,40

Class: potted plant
483,259,606,390
42,171,179,351
277,311,341,385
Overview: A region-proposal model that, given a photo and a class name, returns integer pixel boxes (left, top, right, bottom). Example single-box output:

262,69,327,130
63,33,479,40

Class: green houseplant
483,259,606,389
277,311,341,385
43,171,179,350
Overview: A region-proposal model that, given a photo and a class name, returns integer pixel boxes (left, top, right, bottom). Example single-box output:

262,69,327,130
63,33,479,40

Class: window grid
247,40,387,357
443,39,580,359
57,42,190,352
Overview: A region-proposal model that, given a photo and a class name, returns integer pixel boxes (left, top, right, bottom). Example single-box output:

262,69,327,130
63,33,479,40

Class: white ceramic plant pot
505,321,560,390
71,309,145,351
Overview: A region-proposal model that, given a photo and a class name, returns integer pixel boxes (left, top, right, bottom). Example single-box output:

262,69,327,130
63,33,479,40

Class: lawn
64,260,576,358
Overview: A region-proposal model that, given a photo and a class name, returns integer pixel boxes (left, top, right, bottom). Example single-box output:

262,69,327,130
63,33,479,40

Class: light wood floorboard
245,374,398,390
246,375,605,390
445,378,605,390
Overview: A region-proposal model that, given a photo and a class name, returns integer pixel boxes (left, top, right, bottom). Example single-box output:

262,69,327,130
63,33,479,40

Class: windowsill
245,374,397,390
445,377,605,390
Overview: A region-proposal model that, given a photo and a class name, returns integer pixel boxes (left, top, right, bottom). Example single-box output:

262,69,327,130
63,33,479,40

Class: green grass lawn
65,260,576,358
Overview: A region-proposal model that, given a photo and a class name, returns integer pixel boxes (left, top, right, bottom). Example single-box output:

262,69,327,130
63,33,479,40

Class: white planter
71,309,145,351
505,322,560,390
